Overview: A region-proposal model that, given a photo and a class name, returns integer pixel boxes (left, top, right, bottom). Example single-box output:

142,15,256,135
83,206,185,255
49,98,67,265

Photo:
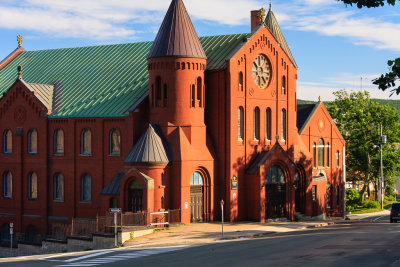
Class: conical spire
265,6,297,68
148,0,206,59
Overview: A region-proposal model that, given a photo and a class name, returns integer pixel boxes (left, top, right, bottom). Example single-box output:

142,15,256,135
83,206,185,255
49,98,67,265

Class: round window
252,54,271,89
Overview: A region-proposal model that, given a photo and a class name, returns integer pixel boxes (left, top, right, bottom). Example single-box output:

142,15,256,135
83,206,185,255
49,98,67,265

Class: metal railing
46,209,181,240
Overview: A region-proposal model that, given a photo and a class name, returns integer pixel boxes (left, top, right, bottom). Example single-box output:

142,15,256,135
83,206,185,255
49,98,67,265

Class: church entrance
265,166,286,219
128,180,143,213
190,172,204,222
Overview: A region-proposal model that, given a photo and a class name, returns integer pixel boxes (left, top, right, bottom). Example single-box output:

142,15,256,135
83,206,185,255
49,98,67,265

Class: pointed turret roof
147,0,206,59
124,124,172,165
265,5,297,68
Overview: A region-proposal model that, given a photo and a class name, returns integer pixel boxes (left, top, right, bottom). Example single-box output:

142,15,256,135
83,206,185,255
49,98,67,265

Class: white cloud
0,0,264,39
298,73,400,101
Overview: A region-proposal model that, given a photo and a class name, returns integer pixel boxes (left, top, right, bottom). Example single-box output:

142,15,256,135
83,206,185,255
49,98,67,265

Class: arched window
190,171,204,185
161,196,164,210
3,130,12,154
81,174,91,202
163,84,168,106
54,173,64,201
266,108,271,140
336,151,340,168
81,129,91,155
3,172,12,198
254,107,260,141
238,106,244,140
281,109,286,141
266,165,285,184
326,143,330,167
239,72,243,91
318,139,324,167
156,76,162,101
28,129,38,154
28,172,38,200
197,77,202,107
282,75,286,94
191,84,196,107
313,143,317,168
110,129,120,155
336,186,340,207
54,129,64,154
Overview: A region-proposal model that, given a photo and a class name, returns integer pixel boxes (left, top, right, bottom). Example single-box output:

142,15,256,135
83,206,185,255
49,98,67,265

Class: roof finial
269,2,272,11
260,7,266,21
17,35,23,48
17,65,22,78
275,135,279,142
318,96,321,102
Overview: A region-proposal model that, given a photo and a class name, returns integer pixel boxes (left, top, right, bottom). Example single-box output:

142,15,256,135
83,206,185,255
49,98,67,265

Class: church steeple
148,0,206,59
265,6,297,68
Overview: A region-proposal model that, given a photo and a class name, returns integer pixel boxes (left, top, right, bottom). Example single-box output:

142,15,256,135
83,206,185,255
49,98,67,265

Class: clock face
252,54,271,89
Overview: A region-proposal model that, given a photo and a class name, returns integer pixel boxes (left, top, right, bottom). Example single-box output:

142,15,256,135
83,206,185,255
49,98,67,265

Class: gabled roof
100,171,125,195
0,34,247,118
147,0,206,59
246,141,296,174
265,6,297,68
297,104,317,133
124,124,172,165
19,78,54,112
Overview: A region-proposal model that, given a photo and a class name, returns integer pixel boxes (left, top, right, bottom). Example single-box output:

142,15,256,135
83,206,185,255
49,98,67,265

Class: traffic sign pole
10,223,13,257
114,212,117,247
221,200,224,238
109,208,121,247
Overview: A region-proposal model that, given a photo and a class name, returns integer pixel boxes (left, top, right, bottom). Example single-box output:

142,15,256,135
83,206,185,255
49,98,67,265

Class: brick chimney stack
251,10,262,31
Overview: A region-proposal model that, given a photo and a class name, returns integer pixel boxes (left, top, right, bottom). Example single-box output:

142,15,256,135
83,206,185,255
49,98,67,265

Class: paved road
2,222,400,267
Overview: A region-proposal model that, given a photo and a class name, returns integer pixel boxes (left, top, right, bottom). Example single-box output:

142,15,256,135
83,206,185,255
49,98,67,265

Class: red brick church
0,0,345,241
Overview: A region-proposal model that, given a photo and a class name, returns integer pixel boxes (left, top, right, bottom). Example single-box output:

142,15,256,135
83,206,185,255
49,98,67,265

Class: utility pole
379,124,387,209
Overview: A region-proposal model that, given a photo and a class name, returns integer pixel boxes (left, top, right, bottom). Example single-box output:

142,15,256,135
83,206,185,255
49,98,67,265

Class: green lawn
349,202,393,214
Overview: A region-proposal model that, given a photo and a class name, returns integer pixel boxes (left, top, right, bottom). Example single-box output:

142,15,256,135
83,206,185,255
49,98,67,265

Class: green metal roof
0,33,247,118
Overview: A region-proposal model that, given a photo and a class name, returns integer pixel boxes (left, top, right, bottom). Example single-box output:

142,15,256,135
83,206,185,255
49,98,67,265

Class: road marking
372,215,388,222
55,246,191,266
64,250,114,262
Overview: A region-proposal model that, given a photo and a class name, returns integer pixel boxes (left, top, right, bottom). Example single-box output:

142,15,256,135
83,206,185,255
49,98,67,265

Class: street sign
9,223,13,235
109,208,121,213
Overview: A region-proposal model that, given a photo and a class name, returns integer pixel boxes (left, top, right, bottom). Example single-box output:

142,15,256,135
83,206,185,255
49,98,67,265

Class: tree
327,90,400,199
338,0,400,95
338,0,397,8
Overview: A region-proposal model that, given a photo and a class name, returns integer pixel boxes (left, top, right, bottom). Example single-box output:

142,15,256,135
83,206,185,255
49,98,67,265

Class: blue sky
0,0,399,101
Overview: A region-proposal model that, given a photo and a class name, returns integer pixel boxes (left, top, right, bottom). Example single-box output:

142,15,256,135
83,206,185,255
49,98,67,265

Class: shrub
384,195,395,203
362,200,380,209
346,189,361,207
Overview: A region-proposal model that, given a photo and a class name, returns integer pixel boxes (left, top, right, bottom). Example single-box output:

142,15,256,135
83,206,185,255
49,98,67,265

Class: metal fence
46,209,181,240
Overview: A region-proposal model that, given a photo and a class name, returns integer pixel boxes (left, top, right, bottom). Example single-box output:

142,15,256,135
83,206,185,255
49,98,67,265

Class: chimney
251,10,262,31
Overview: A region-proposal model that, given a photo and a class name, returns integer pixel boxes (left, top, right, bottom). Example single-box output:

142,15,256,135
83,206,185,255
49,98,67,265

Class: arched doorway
25,225,38,243
0,224,10,244
265,165,286,219
190,171,204,222
128,180,143,213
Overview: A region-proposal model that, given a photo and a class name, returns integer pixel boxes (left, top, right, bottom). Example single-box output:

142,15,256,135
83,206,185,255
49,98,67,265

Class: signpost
9,222,13,257
220,200,224,238
109,208,121,247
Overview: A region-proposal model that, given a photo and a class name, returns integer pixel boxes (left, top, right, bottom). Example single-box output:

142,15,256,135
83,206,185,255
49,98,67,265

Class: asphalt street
2,222,400,267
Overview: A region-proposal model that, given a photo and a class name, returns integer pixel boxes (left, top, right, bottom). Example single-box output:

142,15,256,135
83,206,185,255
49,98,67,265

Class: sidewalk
124,220,340,248
346,209,390,221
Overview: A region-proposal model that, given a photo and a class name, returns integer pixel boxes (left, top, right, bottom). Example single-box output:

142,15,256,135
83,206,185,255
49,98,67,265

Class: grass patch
350,208,385,214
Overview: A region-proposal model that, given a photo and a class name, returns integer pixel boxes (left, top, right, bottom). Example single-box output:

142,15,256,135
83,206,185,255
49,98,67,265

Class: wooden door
190,185,203,222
